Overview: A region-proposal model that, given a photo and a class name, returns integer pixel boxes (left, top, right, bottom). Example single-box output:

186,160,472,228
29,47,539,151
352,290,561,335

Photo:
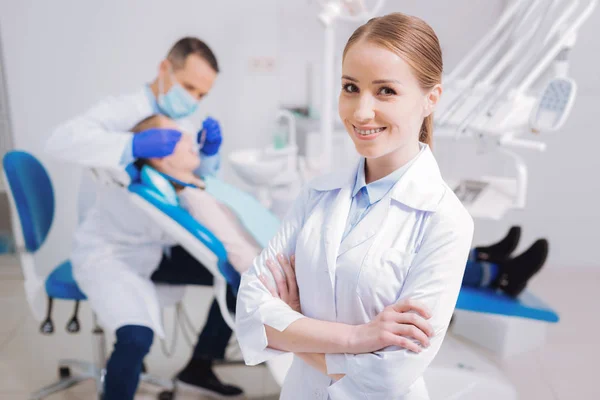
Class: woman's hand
259,253,301,313
350,299,434,354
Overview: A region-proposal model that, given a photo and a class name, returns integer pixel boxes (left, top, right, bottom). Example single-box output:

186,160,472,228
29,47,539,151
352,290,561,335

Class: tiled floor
1,254,598,399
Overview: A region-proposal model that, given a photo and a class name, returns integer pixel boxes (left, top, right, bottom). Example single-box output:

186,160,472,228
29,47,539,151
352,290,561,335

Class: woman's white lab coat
236,144,474,399
44,87,215,337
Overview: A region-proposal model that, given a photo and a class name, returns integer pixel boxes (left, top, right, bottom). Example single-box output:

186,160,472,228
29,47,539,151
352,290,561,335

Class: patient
132,114,261,276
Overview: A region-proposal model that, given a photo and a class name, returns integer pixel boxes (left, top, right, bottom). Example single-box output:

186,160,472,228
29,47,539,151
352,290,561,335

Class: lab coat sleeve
235,186,313,366
326,197,474,399
45,94,146,169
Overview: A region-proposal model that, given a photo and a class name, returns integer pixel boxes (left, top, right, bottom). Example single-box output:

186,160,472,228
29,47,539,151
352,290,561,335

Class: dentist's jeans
103,246,238,399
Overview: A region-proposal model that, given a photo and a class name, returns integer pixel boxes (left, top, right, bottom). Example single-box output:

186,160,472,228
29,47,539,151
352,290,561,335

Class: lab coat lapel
337,196,390,257
308,161,361,288
336,144,446,257
323,186,352,288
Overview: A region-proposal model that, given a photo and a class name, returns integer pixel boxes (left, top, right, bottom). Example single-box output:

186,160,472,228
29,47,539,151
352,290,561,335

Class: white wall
1,0,597,270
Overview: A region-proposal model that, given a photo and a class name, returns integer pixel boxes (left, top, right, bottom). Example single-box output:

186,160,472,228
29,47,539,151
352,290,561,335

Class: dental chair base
29,359,101,400
451,310,550,360
424,334,518,400
29,316,173,400
30,364,174,400
453,287,559,359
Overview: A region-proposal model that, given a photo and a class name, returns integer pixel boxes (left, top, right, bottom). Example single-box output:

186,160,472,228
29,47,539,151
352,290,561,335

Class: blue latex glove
198,117,222,156
132,128,182,159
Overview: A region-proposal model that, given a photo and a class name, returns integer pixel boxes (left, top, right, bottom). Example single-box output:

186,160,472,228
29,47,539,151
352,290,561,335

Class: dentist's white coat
236,144,474,400
44,87,216,337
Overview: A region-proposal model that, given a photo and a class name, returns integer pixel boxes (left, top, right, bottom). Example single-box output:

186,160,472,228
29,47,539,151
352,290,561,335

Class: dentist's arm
45,93,163,169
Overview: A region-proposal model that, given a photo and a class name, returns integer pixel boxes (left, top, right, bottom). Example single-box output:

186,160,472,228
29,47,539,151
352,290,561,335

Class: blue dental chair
127,164,280,329
1,151,172,400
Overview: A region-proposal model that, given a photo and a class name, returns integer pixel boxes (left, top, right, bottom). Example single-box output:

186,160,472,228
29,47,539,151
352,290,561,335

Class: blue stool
2,151,171,400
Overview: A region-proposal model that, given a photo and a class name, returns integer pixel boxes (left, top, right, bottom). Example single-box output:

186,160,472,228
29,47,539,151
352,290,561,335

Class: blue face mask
157,71,199,119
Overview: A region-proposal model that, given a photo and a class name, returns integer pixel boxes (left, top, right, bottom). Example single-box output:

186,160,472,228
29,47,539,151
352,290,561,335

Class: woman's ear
424,84,443,117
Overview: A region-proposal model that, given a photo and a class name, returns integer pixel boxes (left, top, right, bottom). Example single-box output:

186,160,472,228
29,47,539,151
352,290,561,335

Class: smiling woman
339,13,443,181
236,12,474,400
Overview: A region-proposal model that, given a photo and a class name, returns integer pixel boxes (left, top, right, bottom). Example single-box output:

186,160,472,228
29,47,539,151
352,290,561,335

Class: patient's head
132,115,201,174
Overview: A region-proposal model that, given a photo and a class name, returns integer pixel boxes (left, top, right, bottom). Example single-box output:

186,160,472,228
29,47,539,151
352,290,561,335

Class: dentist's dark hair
343,13,443,147
167,37,220,73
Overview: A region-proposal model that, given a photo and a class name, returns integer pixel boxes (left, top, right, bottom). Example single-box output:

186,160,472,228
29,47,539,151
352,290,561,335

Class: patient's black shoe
175,358,245,399
491,239,549,298
475,226,521,262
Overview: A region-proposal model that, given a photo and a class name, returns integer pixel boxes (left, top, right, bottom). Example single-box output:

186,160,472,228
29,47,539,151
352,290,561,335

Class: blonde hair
343,13,443,147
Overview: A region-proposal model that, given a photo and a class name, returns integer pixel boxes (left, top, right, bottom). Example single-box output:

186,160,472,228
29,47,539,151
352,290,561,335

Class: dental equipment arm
437,0,539,126
481,0,549,86
436,21,520,127
515,0,598,96
452,0,557,135
451,0,596,136
443,0,528,85
544,0,580,47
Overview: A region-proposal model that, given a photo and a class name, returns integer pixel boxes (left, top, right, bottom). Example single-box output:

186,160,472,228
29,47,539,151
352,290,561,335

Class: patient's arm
178,187,261,273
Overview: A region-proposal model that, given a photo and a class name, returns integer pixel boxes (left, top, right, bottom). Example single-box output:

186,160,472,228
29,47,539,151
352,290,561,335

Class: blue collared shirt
342,149,423,240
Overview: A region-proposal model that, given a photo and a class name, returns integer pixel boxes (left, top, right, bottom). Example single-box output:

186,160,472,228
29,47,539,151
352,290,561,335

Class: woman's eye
378,87,397,96
343,83,359,93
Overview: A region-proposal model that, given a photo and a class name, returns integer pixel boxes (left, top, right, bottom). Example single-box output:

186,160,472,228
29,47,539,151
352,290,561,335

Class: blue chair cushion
129,182,240,287
456,287,559,323
129,166,269,292
45,261,87,301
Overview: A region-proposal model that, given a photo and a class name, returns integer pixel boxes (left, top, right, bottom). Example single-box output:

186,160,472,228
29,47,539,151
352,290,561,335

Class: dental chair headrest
125,163,141,183
136,165,180,206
